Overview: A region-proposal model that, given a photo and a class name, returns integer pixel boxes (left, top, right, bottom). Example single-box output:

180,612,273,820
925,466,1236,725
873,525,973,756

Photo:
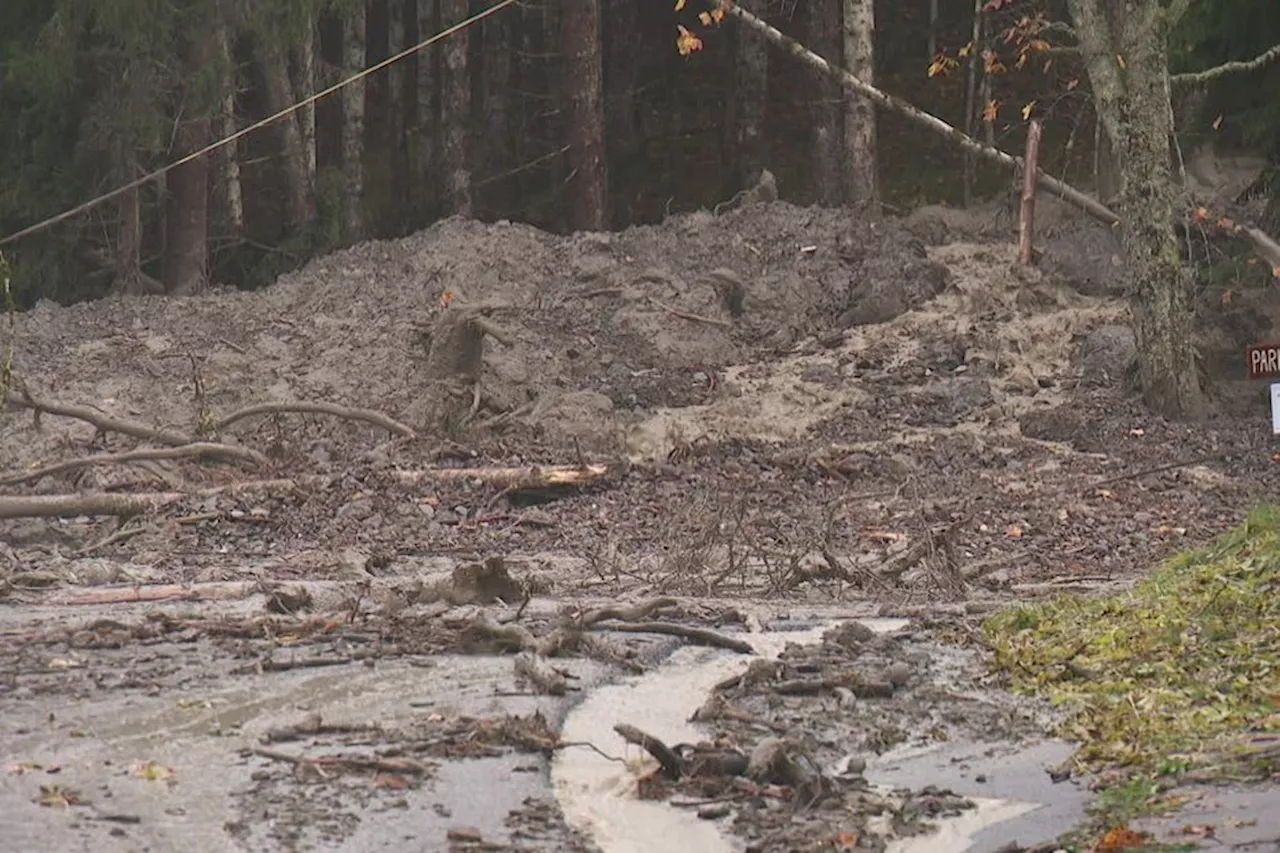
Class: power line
0,0,518,250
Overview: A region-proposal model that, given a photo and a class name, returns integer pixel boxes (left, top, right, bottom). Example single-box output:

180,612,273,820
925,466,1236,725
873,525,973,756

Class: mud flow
3,199,1278,851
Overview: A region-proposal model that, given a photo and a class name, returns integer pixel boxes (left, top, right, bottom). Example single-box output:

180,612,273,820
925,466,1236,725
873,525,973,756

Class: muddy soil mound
3,201,1279,601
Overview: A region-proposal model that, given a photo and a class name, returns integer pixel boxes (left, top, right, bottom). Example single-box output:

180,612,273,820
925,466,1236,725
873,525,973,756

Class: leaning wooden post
1017,119,1043,266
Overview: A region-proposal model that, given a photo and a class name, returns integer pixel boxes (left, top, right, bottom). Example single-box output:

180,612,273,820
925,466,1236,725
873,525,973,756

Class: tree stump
407,303,512,434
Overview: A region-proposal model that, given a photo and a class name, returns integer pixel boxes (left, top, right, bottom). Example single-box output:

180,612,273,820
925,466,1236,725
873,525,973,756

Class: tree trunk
809,0,843,205
603,0,640,224
215,12,243,233
413,0,438,222
560,0,607,231
295,9,318,184
165,26,215,296
260,37,315,232
438,0,472,216
386,0,407,230
841,0,878,207
111,139,153,296
726,0,768,193
480,12,514,216
342,3,368,243
1067,0,1205,420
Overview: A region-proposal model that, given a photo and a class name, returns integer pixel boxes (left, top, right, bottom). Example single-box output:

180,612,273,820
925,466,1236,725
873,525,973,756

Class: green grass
983,504,1280,777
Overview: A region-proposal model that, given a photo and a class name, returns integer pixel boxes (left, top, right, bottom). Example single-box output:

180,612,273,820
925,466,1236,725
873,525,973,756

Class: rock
1040,225,1124,297
885,662,913,687
1075,324,1136,388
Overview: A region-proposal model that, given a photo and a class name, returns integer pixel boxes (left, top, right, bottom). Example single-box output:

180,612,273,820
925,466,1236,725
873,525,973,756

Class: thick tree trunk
1067,0,1205,420
809,0,843,205
560,0,607,231
165,26,215,296
215,13,243,233
342,4,368,243
413,0,438,222
726,0,769,193
386,0,407,229
841,0,878,207
438,0,472,216
603,0,640,224
260,38,315,232
481,12,514,215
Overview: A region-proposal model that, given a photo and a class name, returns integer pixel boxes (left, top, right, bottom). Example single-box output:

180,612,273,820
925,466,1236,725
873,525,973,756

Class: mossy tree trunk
842,0,878,207
1068,0,1206,420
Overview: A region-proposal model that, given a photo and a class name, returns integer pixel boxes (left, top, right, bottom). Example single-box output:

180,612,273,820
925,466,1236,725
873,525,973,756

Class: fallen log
0,477,325,521
613,723,685,780
392,464,612,492
719,0,1280,269
49,581,257,607
592,620,755,654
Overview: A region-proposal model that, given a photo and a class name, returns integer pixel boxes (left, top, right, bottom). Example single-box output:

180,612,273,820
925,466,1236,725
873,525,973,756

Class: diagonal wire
0,0,518,249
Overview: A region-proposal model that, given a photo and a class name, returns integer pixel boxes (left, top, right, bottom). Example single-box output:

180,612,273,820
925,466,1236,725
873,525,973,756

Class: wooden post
1017,119,1043,266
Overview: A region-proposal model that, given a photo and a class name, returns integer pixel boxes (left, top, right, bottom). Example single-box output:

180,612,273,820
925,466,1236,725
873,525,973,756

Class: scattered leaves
1095,825,1149,851
698,7,725,26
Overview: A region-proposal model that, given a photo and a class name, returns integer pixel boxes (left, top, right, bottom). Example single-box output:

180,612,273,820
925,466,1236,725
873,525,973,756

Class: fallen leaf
1221,289,1233,308
1217,216,1235,230
1098,489,1115,500
1096,825,1147,851
1129,428,1145,436
1116,54,1127,69
1021,101,1037,120
982,100,1000,123
36,785,83,808
375,772,410,790
8,762,43,775
674,0,686,9
1176,824,1216,838
1066,77,1079,90
134,760,175,782
1006,525,1024,538
1213,114,1223,130
832,830,859,850
862,528,906,542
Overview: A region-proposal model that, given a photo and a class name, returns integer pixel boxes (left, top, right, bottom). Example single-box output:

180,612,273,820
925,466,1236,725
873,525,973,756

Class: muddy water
552,619,1090,853
552,619,906,853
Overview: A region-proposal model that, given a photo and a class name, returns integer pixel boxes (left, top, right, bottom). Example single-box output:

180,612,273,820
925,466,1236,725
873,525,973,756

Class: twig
250,747,429,776
1172,43,1280,87
216,401,416,438
0,441,267,487
648,298,732,329
592,620,755,654
1088,453,1221,489
71,520,153,556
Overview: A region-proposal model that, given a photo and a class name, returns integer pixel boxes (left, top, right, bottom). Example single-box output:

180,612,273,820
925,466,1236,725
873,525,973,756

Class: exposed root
216,401,416,438
0,441,267,488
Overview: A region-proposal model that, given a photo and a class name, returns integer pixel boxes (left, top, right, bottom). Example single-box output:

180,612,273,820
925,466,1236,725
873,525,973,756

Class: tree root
8,382,199,447
216,401,416,438
591,620,755,654
393,463,612,493
250,746,430,777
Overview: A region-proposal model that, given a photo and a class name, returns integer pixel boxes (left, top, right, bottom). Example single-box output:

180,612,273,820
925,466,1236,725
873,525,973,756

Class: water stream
552,618,1085,853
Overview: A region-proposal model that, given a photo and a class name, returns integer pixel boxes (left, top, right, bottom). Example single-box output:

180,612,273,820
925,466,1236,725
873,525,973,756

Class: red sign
1248,343,1280,380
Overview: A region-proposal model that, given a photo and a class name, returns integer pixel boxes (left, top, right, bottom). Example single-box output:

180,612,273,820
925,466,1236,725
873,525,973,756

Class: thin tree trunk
809,0,843,205
260,38,315,231
438,0,471,216
296,9,318,182
1067,0,1205,420
842,0,878,207
962,0,982,207
111,138,155,296
413,0,437,222
726,0,768,193
560,0,607,230
215,13,243,233
342,3,368,242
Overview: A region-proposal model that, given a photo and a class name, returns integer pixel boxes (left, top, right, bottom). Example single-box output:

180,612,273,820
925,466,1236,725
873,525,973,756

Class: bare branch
1171,43,1280,87
9,383,197,447
0,442,267,488
1163,0,1197,30
719,0,1122,228
216,401,417,438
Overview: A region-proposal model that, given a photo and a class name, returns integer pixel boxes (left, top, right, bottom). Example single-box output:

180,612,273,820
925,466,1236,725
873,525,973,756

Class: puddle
551,618,907,853
870,738,1090,853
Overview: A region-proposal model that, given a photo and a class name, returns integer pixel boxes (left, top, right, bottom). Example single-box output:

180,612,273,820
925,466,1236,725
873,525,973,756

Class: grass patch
982,504,1280,777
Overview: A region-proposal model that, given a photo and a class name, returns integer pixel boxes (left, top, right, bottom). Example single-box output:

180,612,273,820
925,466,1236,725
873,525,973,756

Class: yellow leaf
958,41,973,58
1212,114,1223,130
676,25,703,57
1021,101,1037,120
674,0,686,9
698,10,710,24
134,760,175,782
1116,54,1126,69
709,7,725,24
982,100,999,123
